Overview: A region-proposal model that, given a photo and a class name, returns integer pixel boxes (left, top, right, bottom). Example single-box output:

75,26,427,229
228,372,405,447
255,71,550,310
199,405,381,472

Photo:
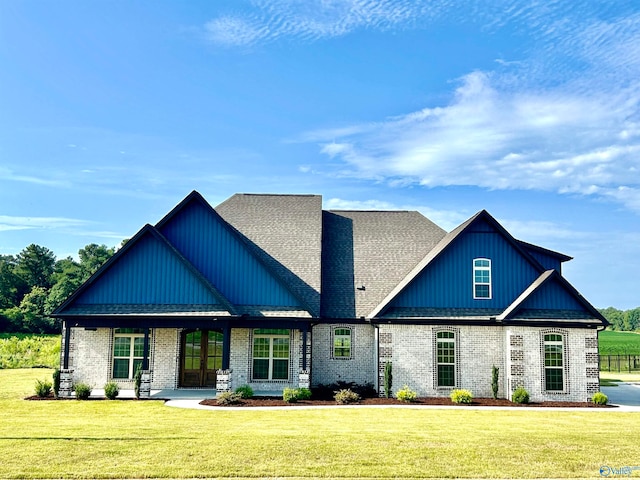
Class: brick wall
311,324,376,387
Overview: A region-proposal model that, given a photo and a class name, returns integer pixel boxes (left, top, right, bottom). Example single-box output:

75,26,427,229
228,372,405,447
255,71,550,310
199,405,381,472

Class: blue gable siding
159,201,302,307
390,219,541,309
520,278,586,311
74,232,220,305
524,250,561,272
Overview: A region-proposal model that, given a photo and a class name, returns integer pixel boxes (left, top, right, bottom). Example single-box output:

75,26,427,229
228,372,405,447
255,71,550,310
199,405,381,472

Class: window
333,328,352,358
544,333,564,391
473,258,491,299
252,329,290,380
113,328,146,379
436,331,456,387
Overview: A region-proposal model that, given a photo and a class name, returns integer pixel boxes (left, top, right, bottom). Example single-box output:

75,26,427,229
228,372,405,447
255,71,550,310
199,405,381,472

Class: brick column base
216,369,232,394
298,369,310,389
58,369,74,398
139,370,151,398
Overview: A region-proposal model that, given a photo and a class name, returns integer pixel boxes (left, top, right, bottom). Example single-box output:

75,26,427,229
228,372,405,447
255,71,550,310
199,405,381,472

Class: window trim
251,329,291,381
112,328,147,380
473,258,492,299
433,328,460,389
541,330,569,394
332,326,353,359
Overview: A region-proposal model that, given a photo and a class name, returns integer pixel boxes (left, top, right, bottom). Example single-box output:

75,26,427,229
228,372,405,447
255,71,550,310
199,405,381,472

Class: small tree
491,365,499,399
384,361,392,398
133,365,142,399
52,368,61,398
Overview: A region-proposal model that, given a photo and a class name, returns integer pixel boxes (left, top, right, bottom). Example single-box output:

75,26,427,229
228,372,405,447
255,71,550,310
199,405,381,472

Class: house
52,191,607,402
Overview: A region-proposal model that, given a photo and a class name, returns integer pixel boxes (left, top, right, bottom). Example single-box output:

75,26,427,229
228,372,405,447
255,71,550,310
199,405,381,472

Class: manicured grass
0,334,60,369
1,369,639,479
600,371,640,383
599,330,640,354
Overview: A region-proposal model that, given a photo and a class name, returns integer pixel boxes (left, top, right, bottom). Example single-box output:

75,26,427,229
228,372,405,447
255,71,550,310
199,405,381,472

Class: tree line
599,307,640,331
0,243,116,333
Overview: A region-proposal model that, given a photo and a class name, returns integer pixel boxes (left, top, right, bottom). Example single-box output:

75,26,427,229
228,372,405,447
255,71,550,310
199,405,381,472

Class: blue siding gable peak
499,270,608,325
369,210,554,318
54,224,236,314
156,192,312,313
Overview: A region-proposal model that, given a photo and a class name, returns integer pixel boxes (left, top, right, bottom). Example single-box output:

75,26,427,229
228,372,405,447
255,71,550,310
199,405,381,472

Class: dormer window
473,258,491,299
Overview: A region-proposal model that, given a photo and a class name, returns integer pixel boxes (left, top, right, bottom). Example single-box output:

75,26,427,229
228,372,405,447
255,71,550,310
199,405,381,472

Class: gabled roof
321,210,447,318
368,210,548,318
516,240,572,263
53,224,237,316
498,269,608,324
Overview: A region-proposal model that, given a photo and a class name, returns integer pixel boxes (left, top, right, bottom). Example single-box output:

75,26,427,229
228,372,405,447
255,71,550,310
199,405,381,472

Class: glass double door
180,330,223,387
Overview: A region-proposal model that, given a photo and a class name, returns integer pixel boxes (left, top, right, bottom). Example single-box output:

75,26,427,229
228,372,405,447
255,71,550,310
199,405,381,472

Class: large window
544,333,564,391
113,328,146,379
252,329,290,380
436,331,456,387
333,327,352,358
473,258,492,299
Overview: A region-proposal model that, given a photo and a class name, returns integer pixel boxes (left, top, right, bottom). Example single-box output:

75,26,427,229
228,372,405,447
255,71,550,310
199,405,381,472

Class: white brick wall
311,324,376,387
62,324,599,402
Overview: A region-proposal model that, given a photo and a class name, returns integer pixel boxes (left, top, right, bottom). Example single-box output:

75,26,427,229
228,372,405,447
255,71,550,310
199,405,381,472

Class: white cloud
0,215,92,231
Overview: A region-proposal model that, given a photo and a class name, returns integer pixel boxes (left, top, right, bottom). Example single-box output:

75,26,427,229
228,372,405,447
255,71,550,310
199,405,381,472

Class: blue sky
1,1,639,309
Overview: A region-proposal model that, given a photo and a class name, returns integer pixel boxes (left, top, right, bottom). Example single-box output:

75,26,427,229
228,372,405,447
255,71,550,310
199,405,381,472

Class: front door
180,330,223,387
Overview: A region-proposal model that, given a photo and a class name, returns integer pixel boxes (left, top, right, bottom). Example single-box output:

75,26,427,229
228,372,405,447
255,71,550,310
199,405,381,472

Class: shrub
283,387,299,403
384,361,393,398
395,385,417,403
334,388,360,405
104,381,120,400
491,365,499,399
52,368,60,398
133,365,142,399
216,391,242,405
74,382,92,400
512,386,530,404
592,392,608,405
450,389,473,404
313,381,376,400
234,385,254,399
34,379,52,398
296,387,312,400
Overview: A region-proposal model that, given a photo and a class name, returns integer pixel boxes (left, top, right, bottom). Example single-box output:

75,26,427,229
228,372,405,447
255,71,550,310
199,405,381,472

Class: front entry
180,330,223,387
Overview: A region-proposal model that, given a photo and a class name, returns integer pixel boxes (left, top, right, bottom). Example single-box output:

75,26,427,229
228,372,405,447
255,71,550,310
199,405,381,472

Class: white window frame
252,329,290,381
435,330,456,388
543,332,566,392
332,327,352,359
473,258,492,299
112,328,146,379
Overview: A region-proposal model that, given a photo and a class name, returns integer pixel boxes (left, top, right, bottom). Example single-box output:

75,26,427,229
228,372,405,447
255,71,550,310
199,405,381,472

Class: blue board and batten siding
74,232,220,305
389,219,583,312
159,200,302,308
522,278,586,310
525,249,562,272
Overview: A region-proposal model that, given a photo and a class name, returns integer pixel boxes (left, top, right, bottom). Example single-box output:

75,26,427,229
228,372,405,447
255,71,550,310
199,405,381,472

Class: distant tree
624,308,640,331
45,256,83,315
78,243,114,280
15,244,56,291
19,286,56,333
0,255,26,309
600,307,625,331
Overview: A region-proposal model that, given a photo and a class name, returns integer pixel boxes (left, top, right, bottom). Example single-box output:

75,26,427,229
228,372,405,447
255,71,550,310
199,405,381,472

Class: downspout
62,320,71,370
373,322,379,394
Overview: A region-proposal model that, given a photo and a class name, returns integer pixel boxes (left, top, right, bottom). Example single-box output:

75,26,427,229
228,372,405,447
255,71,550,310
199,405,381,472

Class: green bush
133,365,142,399
592,392,608,405
234,385,254,399
34,379,52,397
296,387,312,400
384,361,392,398
450,389,473,404
216,391,242,405
104,381,120,400
74,382,92,400
52,368,60,398
334,388,360,405
395,385,417,403
491,365,499,399
512,386,530,404
0,334,60,369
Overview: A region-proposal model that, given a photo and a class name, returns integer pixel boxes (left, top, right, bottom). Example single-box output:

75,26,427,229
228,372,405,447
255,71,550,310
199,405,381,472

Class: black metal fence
599,354,640,372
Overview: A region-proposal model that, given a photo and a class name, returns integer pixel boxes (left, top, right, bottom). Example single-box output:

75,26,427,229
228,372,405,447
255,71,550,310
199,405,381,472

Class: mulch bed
199,396,614,408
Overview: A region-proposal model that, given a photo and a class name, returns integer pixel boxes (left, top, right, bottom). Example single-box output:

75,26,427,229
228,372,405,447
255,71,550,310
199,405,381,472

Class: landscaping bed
200,396,613,408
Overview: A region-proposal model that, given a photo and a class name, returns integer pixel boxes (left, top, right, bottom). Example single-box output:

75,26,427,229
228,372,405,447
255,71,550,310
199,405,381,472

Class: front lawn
1,369,639,479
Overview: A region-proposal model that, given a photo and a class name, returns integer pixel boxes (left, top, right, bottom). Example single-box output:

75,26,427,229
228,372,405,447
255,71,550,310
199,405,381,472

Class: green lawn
599,330,640,354
1,369,639,479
